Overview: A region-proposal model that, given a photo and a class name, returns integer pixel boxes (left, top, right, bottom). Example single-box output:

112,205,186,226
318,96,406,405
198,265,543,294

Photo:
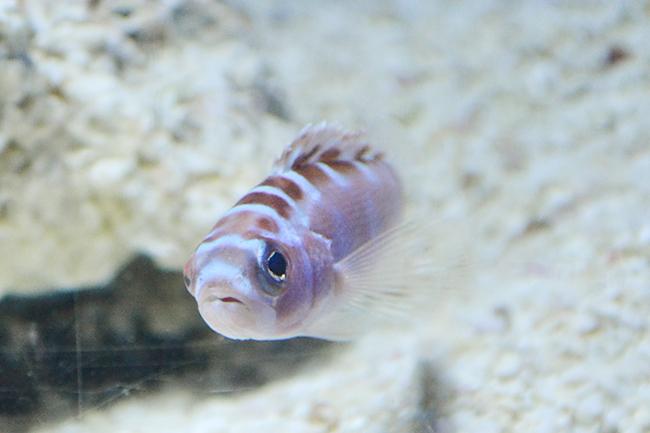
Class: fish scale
184,123,405,340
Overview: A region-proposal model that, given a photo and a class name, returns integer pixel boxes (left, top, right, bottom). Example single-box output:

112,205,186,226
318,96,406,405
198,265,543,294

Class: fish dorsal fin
272,123,383,174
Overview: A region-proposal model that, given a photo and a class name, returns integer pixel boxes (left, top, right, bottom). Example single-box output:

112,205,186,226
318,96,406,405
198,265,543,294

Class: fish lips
197,287,278,340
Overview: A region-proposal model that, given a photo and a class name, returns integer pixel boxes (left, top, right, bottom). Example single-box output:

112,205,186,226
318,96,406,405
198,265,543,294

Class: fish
184,123,419,341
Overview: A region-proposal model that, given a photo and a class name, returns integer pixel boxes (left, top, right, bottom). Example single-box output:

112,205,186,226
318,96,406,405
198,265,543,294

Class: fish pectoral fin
301,223,423,341
335,222,419,317
302,218,471,341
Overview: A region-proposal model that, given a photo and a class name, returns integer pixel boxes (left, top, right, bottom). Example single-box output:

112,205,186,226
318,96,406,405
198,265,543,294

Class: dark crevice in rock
0,254,333,432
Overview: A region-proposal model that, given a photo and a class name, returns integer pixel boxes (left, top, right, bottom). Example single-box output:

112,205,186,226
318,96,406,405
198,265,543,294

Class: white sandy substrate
2,0,650,432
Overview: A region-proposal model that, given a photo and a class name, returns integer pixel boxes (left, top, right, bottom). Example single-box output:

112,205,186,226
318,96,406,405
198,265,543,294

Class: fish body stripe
246,185,310,227
314,162,351,187
280,170,322,204
349,160,379,184
259,176,304,201
229,153,401,263
207,204,289,241
196,234,259,257
235,192,293,220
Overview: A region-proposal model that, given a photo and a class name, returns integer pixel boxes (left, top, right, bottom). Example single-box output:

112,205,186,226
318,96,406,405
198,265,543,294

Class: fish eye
183,273,192,289
258,244,289,296
266,250,287,283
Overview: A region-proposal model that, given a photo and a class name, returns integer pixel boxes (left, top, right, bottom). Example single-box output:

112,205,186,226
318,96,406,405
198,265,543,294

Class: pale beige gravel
1,0,649,432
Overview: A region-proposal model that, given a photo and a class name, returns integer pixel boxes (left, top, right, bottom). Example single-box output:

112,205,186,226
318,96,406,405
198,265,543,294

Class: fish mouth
197,288,280,340
197,292,257,340
200,292,245,306
218,296,243,304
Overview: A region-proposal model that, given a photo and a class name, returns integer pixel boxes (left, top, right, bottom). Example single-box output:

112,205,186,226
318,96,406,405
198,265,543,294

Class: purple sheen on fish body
184,124,404,341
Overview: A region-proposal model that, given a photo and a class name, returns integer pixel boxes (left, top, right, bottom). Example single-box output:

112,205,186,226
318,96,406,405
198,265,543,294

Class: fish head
184,220,334,340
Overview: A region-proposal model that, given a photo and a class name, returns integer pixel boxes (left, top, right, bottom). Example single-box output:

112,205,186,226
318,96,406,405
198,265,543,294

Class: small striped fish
184,124,410,340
